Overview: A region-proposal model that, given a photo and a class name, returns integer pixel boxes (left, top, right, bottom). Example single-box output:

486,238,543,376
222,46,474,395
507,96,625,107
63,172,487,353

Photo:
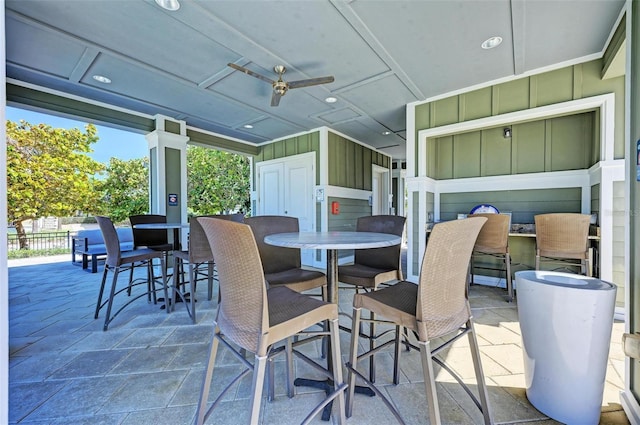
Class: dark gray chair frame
94,216,169,331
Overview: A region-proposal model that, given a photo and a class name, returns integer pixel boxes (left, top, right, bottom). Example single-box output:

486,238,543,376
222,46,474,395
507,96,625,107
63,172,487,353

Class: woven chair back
534,213,590,258
198,218,268,352
354,215,406,271
188,213,244,263
468,213,510,253
95,216,122,268
129,214,168,248
244,215,301,274
416,217,486,340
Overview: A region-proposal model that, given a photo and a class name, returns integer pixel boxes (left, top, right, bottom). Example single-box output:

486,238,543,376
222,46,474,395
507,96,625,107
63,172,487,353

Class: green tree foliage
6,120,104,248
187,146,250,215
97,157,149,223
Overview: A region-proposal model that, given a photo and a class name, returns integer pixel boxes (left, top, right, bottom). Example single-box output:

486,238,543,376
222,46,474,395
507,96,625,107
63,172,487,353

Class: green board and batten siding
412,58,626,303
415,59,625,164
327,132,390,190
254,129,391,240
430,112,596,180
253,130,390,190
254,131,321,185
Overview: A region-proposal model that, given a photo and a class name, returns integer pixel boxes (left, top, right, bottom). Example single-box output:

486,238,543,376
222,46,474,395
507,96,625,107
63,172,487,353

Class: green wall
328,132,390,190
254,131,321,184
429,112,596,179
165,147,182,224
411,58,626,290
440,188,582,224
415,58,625,174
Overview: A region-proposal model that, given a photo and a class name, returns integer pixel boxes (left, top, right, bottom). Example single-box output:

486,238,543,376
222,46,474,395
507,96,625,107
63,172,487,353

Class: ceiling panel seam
68,48,100,83
329,0,424,100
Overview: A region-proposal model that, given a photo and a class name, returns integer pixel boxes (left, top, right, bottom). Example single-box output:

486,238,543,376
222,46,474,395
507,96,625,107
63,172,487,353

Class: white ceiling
5,0,625,160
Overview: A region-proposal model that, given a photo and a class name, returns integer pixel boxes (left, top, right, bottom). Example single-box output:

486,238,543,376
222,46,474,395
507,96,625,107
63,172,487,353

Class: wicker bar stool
346,217,493,425
171,213,244,322
534,213,592,276
337,214,406,383
195,218,346,425
468,213,513,301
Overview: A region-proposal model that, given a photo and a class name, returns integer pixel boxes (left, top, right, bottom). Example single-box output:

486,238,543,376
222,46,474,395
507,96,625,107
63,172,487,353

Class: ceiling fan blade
288,76,335,89
227,63,275,84
271,91,282,107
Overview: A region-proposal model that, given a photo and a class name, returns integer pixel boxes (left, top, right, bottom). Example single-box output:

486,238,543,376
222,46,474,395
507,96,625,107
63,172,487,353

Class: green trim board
7,83,258,157
6,83,154,132
187,128,259,156
602,14,626,79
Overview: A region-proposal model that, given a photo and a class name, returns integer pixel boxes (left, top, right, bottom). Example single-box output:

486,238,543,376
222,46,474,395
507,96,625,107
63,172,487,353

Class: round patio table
264,230,402,421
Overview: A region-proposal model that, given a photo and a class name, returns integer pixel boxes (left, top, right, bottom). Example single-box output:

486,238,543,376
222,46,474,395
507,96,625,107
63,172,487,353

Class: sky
6,106,148,164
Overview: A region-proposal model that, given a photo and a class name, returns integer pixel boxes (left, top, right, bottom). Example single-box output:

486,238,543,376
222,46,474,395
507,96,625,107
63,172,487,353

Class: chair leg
267,356,275,402
392,325,402,385
329,317,346,425
171,256,180,311
103,269,120,331
148,260,157,304
249,354,268,425
207,261,214,301
369,310,376,383
95,268,109,319
467,320,493,425
419,340,441,425
127,265,134,297
505,253,513,302
346,307,362,418
160,257,169,315
195,328,221,425
189,263,197,323
285,337,295,398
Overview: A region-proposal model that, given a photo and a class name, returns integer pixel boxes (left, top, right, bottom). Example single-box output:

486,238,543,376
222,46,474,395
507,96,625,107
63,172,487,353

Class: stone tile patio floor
8,255,629,424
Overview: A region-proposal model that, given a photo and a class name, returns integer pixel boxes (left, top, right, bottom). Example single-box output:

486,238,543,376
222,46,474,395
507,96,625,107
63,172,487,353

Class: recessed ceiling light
481,36,503,50
325,96,337,103
155,0,180,11
92,75,111,84
243,124,254,129
382,131,391,135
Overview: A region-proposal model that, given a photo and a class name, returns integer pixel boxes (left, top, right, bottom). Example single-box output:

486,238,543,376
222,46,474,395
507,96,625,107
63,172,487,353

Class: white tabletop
132,223,189,230
264,231,401,250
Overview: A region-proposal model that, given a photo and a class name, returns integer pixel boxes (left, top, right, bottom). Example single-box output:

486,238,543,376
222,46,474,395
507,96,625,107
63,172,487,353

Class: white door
372,165,390,215
259,162,284,215
257,153,315,265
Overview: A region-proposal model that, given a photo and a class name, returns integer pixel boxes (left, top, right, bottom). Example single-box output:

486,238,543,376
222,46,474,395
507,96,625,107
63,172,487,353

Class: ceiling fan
228,63,334,107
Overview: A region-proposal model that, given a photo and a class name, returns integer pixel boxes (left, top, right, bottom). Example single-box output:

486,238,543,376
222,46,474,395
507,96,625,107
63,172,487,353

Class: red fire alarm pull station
331,201,340,215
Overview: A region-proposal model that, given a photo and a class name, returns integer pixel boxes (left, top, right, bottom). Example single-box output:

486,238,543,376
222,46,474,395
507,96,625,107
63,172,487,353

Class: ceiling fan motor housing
273,81,288,96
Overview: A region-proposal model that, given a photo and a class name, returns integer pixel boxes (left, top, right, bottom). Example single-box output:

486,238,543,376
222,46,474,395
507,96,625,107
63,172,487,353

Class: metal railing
7,231,72,251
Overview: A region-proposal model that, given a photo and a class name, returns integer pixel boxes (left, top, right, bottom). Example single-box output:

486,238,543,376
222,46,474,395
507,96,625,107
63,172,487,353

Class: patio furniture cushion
72,227,134,273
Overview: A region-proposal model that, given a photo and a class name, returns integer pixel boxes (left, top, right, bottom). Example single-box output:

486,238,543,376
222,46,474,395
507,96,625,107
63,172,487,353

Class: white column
145,115,189,246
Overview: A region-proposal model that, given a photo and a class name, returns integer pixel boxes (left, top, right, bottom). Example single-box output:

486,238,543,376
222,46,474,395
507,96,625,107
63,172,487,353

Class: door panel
286,163,312,231
259,163,284,215
257,153,315,265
